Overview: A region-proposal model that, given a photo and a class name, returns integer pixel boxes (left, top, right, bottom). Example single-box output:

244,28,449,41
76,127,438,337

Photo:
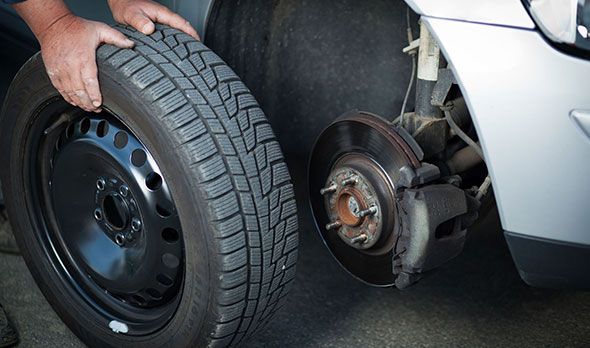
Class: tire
0,25,298,347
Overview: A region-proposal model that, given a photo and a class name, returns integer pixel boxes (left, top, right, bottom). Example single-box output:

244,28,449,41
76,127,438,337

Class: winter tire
0,25,298,347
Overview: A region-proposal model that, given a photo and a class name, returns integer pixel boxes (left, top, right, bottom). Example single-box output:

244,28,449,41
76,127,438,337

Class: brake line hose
442,103,484,160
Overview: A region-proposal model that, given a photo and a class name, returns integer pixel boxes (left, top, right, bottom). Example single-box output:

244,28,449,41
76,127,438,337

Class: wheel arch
204,0,419,158
405,0,534,29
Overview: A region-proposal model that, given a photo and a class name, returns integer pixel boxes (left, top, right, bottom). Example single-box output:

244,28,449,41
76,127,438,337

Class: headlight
527,0,590,52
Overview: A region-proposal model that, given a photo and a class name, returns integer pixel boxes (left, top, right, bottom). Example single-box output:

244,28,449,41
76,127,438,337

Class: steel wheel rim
25,101,184,334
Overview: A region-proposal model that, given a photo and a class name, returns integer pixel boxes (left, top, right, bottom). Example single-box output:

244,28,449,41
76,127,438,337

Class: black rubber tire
0,25,298,347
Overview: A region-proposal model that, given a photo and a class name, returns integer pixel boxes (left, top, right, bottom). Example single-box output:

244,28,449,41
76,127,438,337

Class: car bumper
423,17,590,287
505,231,590,289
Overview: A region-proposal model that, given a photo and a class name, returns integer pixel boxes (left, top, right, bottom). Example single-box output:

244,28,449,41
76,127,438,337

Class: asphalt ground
1,157,590,347
0,38,589,348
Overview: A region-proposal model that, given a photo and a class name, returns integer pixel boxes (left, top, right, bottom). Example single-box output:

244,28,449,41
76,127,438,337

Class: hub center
102,193,129,231
321,158,388,250
336,191,365,227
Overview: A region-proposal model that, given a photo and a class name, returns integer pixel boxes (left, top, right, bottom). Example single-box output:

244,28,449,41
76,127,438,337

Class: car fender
406,0,534,29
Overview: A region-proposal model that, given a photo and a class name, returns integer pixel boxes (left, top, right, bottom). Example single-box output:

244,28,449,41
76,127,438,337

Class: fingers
52,63,99,112
70,74,96,112
151,7,199,40
127,9,156,35
98,24,135,48
81,56,102,111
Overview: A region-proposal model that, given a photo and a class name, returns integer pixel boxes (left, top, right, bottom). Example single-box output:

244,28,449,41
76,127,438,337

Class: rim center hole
102,194,128,230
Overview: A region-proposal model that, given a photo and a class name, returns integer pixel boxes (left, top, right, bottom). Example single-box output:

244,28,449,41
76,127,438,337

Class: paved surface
1,159,590,347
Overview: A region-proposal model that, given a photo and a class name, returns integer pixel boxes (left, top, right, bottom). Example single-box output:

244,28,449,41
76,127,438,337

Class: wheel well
206,0,419,157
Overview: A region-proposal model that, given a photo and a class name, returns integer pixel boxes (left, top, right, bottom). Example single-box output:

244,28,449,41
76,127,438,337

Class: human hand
108,0,199,40
39,14,134,112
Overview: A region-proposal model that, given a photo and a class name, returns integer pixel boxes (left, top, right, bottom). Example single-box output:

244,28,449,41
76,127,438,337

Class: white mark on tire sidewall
109,320,129,334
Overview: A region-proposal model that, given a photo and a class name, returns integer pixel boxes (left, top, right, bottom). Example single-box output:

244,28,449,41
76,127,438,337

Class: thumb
128,11,156,36
98,25,135,48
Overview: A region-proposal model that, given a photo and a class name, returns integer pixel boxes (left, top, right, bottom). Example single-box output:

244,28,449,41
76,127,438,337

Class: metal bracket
397,163,440,189
430,68,456,108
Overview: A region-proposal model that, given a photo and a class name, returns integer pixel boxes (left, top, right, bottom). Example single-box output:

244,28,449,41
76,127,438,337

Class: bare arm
13,0,199,112
13,0,135,112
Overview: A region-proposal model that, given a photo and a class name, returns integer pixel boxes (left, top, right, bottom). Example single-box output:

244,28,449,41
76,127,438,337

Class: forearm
12,0,73,45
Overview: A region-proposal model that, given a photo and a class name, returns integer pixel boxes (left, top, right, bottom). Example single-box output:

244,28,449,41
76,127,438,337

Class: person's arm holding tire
11,0,199,113
12,0,135,112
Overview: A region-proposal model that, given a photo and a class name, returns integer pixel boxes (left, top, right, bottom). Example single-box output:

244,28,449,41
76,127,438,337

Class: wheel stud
325,220,341,230
350,233,367,244
119,185,129,197
320,183,337,195
341,175,357,186
357,206,377,218
94,208,103,221
114,233,126,246
96,177,106,191
131,218,142,232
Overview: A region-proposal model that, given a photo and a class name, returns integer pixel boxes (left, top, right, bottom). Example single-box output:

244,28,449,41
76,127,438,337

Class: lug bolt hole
119,185,129,197
94,208,103,221
114,233,126,246
131,218,142,232
96,178,106,191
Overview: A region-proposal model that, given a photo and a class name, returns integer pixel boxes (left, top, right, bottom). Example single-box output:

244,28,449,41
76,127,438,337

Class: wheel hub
309,111,420,286
322,159,388,250
95,175,140,246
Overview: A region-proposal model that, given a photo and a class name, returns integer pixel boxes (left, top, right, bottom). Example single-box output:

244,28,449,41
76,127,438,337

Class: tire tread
97,25,298,346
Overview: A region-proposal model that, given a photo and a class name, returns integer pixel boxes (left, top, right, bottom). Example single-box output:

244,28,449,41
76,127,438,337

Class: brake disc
309,111,421,286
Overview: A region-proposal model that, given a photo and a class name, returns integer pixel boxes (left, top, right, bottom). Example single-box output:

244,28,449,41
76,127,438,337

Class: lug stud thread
350,233,367,244
341,176,357,186
320,183,337,195
358,206,377,218
325,220,342,230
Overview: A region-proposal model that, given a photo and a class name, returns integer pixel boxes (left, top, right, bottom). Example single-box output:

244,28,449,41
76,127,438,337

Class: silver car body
409,0,590,246
408,0,590,287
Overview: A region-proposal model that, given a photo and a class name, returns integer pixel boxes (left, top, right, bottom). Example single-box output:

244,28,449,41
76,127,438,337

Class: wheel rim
27,103,184,334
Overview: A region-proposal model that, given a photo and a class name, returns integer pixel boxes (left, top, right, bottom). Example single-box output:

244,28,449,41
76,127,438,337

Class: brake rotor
309,111,420,286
